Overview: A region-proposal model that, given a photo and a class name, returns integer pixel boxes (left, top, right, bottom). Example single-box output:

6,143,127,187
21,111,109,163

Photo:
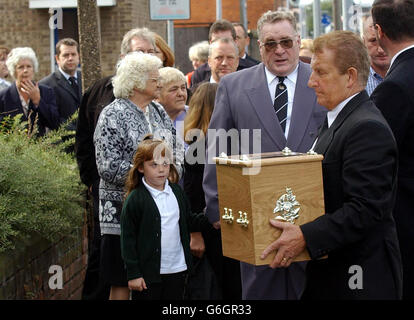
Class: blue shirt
365,67,384,96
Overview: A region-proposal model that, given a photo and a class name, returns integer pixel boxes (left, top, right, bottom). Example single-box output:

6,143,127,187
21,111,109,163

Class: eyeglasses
148,77,160,83
261,38,295,51
134,49,156,54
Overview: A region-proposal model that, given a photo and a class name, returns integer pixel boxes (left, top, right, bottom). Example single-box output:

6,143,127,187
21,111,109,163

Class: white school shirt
142,177,187,274
265,64,298,139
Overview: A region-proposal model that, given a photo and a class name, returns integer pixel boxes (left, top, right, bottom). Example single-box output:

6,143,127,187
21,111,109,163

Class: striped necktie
274,76,288,133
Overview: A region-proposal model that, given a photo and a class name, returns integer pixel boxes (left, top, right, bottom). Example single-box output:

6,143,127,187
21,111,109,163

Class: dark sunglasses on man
262,38,295,51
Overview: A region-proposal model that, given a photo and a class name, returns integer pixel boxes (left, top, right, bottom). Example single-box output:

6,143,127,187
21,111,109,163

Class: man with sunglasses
203,10,326,300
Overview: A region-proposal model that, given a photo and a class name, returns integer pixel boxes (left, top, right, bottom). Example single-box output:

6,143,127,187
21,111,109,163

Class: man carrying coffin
262,30,402,299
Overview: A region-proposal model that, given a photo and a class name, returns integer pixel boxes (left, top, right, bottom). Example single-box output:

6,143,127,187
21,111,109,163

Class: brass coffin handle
236,211,249,228
222,208,234,224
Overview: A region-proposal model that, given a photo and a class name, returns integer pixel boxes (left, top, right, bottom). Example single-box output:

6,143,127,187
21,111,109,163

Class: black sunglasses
262,38,295,51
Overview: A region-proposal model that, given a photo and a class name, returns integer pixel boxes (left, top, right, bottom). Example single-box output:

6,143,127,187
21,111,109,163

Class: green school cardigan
120,182,209,283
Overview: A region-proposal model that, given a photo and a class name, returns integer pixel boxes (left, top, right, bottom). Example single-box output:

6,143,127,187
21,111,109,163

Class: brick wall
0,0,282,80
0,213,88,300
172,0,277,71
99,0,167,77
174,0,276,30
0,1,167,79
0,0,52,81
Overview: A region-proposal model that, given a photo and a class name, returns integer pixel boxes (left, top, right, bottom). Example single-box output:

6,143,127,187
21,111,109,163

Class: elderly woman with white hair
93,52,184,300
186,41,209,87
157,67,188,127
0,47,59,136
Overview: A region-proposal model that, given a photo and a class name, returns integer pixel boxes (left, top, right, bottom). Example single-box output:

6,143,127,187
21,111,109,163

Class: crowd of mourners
1,0,414,301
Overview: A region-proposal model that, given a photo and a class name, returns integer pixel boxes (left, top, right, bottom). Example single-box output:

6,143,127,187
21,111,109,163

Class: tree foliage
0,114,83,252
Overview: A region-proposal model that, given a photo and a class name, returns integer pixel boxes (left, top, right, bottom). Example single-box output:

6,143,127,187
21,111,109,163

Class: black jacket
184,138,206,214
0,82,59,136
39,70,82,126
301,91,402,299
74,75,115,187
371,47,414,299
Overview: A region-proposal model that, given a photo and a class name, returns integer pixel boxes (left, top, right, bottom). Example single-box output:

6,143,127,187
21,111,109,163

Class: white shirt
209,76,218,84
389,44,414,73
327,93,359,128
265,64,299,139
0,78,11,89
310,93,359,151
142,177,187,274
59,67,78,84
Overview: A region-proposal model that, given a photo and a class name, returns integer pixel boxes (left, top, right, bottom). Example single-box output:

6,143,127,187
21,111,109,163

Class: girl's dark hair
124,134,179,197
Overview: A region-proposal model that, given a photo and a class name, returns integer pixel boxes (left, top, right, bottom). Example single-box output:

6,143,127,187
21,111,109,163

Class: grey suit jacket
202,62,326,300
40,69,82,125
204,62,326,224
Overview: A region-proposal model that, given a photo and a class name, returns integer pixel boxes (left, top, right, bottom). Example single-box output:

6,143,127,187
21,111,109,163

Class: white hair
6,47,39,79
188,41,209,62
120,27,155,56
158,67,185,88
112,52,162,99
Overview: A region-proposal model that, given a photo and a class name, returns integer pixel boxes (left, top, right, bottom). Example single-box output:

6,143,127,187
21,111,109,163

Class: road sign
321,13,331,26
150,0,190,20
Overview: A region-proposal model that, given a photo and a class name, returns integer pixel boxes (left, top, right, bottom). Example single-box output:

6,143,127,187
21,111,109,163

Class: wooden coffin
213,150,325,265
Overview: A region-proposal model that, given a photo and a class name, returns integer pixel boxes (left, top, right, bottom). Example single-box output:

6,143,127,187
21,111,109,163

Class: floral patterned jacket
94,98,184,235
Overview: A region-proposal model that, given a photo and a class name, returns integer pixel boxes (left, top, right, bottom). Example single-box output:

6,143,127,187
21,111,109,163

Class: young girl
120,134,209,300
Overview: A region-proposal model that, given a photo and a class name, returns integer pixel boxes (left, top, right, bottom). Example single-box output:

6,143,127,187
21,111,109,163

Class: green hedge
0,114,84,253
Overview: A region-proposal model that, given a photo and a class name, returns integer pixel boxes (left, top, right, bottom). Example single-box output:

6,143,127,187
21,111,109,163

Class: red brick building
0,0,168,80
175,0,283,30
0,0,290,80
173,0,286,72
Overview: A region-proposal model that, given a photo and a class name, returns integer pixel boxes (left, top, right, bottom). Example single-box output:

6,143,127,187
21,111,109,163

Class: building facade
0,0,289,83
0,0,167,81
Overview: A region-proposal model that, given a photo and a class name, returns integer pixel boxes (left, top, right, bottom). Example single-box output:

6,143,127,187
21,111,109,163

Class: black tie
69,76,79,99
318,116,329,137
274,76,288,133
314,116,328,152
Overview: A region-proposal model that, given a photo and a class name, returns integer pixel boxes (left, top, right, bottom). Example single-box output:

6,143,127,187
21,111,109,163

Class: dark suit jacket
242,53,260,67
371,47,414,299
190,55,259,90
190,63,211,89
0,82,59,136
301,91,402,299
39,70,82,126
75,75,115,187
184,138,206,214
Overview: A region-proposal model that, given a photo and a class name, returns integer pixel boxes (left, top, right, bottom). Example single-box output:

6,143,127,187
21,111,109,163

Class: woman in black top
183,82,218,214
